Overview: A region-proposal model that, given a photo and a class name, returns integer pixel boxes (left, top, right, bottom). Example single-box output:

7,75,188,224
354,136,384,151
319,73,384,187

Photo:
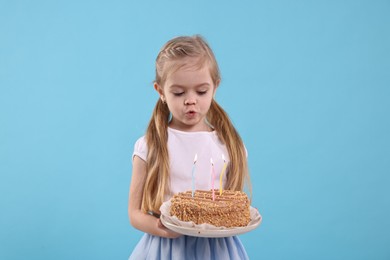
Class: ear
213,79,220,97
215,79,221,88
154,83,163,95
154,83,166,102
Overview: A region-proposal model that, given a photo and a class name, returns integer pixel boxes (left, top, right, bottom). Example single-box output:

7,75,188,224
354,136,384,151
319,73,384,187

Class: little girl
128,35,251,259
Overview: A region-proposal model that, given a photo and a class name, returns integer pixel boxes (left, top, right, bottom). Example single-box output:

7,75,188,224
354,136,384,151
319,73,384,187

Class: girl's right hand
157,218,182,238
129,156,182,238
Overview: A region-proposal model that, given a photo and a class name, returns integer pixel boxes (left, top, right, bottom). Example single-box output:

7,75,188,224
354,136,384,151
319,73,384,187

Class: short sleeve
133,136,148,162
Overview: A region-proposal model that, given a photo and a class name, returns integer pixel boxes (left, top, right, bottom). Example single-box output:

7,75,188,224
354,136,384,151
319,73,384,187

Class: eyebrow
169,83,210,89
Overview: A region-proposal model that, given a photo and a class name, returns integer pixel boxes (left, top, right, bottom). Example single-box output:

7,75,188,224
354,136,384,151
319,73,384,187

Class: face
155,58,218,132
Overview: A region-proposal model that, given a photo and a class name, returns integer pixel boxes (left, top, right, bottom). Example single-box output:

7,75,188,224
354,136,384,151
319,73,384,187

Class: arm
128,156,181,238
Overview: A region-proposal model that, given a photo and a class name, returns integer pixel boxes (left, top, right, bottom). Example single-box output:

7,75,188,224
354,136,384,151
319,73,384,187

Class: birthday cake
169,190,251,227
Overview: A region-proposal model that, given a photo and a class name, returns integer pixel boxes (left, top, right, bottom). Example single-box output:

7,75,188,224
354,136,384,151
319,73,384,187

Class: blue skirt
129,234,249,260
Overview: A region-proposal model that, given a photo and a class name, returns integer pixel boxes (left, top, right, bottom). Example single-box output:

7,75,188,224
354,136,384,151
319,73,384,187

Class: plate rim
160,206,262,238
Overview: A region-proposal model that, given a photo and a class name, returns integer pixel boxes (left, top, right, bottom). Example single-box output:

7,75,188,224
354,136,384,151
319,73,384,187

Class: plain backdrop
1,0,389,259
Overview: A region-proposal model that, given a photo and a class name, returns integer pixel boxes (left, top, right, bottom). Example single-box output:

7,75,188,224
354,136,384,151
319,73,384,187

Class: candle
219,154,227,195
191,154,197,197
210,158,215,201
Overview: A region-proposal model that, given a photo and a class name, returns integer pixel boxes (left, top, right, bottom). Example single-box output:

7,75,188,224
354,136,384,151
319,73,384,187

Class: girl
128,35,251,259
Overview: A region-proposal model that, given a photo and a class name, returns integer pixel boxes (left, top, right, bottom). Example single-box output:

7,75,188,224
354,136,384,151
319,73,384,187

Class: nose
184,96,196,105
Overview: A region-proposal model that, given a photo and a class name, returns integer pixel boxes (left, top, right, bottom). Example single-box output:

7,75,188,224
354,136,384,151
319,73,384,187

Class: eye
173,92,184,96
197,90,208,95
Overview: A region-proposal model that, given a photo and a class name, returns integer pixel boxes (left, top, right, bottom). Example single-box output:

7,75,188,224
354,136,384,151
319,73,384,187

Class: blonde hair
141,35,250,213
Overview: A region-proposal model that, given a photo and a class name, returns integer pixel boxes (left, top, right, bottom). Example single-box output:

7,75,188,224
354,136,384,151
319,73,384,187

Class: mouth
185,110,197,117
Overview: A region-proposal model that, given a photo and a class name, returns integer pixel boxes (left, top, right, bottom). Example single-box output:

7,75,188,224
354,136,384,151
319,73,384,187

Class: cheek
199,98,213,111
203,94,214,105
166,99,181,111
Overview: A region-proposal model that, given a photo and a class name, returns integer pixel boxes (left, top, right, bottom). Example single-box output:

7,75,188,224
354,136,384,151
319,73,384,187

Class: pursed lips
185,110,197,116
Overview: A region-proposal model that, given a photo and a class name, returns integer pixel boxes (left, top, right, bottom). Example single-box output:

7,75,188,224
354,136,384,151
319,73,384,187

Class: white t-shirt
133,127,230,199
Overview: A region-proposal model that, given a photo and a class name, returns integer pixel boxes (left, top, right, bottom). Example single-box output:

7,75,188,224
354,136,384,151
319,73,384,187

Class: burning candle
219,154,227,195
210,158,215,201
191,154,197,197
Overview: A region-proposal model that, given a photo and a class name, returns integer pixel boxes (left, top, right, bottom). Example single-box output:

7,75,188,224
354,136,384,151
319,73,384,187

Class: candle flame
193,153,197,164
210,158,214,165
222,154,225,162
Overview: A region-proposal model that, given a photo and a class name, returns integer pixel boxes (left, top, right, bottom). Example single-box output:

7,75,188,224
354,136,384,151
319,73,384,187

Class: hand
157,218,182,238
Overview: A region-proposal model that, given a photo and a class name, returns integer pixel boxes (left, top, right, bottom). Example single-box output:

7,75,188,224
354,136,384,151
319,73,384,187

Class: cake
169,190,251,227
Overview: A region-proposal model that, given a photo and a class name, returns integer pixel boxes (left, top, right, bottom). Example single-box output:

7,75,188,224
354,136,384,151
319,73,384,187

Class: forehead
165,58,213,87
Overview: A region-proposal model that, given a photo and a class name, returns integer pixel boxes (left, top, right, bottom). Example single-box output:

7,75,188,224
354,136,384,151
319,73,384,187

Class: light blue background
1,0,389,259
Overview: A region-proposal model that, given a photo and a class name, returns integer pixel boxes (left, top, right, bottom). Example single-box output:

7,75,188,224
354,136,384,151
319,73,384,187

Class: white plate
160,200,262,238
